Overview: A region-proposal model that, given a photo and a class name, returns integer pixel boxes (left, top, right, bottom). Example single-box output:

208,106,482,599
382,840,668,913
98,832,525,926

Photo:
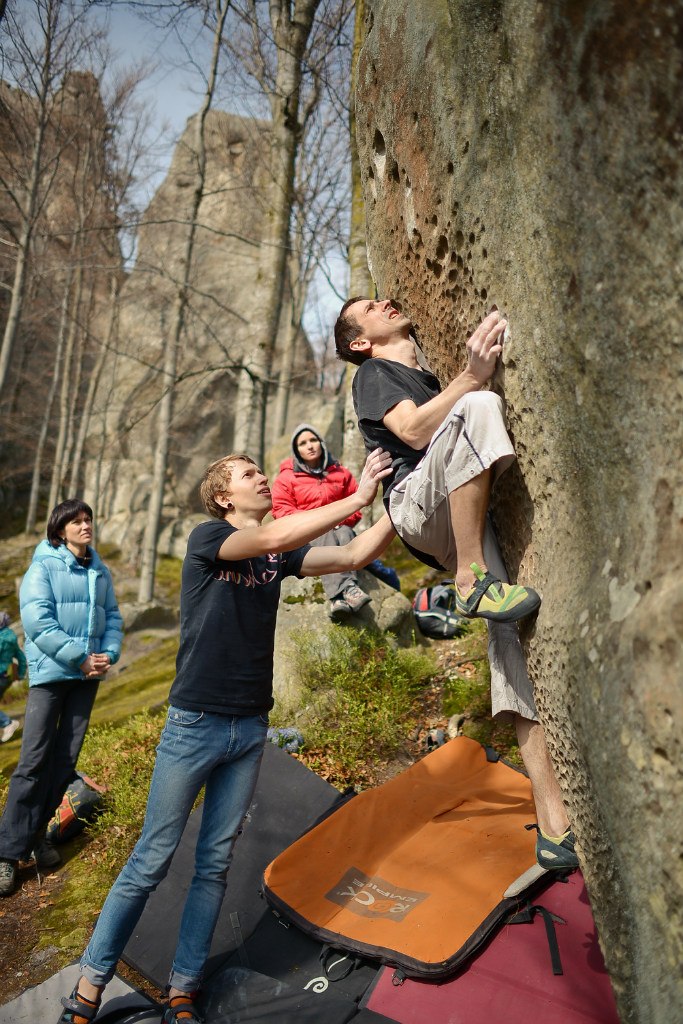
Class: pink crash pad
362,870,620,1024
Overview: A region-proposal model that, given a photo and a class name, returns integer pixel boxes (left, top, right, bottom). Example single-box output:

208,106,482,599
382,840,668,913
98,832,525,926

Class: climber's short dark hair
334,296,370,366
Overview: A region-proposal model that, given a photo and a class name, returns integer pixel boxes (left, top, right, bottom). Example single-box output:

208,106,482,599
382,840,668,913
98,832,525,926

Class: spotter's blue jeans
80,707,268,992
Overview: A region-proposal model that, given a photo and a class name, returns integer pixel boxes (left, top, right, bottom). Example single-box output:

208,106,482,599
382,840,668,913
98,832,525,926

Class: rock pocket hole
436,235,449,261
372,129,386,177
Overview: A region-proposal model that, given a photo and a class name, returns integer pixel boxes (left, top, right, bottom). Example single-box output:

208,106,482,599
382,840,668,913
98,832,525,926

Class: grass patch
0,636,178,782
34,708,168,959
279,626,435,788
88,636,179,725
154,556,183,603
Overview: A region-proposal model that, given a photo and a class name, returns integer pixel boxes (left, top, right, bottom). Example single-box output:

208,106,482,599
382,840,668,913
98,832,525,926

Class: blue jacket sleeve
100,570,123,664
20,563,88,670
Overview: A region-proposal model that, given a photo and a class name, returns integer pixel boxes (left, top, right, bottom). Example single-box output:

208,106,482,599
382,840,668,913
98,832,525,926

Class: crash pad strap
508,902,565,975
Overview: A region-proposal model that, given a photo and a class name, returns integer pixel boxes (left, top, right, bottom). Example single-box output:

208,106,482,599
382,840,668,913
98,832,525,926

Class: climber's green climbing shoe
454,563,541,623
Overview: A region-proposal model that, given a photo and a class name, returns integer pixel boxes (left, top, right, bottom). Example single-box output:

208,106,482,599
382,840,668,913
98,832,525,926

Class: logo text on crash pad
325,867,428,921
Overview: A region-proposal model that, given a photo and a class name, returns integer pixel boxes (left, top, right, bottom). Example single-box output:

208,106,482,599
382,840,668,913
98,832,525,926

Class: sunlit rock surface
88,110,318,547
355,4,683,1021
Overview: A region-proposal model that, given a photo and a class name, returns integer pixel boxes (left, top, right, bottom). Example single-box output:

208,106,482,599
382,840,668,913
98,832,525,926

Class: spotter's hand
356,448,393,506
466,310,507,385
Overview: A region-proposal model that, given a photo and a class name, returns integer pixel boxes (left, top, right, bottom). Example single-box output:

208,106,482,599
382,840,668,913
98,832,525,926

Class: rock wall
88,110,319,548
355,3,683,1021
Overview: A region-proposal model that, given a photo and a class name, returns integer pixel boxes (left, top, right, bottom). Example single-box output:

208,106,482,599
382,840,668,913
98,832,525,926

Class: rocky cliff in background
0,72,120,504
87,110,320,550
355,3,682,1021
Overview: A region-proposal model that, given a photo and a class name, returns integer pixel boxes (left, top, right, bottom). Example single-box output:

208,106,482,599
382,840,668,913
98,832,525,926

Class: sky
106,4,209,149
102,3,347,344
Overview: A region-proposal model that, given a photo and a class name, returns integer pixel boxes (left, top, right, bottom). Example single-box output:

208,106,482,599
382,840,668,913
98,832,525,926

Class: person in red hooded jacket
271,424,372,620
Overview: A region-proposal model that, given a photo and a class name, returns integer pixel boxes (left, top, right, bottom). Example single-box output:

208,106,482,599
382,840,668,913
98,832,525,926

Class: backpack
412,582,465,639
46,771,106,843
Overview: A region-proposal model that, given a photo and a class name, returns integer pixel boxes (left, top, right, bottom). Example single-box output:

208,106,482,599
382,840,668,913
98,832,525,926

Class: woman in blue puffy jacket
0,499,123,898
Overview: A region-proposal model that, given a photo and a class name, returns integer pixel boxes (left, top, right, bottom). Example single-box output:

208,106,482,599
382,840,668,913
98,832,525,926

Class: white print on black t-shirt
213,552,279,589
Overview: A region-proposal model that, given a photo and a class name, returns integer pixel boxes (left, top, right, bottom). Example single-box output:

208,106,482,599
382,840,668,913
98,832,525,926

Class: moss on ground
88,636,179,724
0,635,178,783
154,556,183,603
31,709,168,964
274,625,436,788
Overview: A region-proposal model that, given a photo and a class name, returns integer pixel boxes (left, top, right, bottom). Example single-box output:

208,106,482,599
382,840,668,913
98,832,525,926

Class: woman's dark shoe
0,858,17,897
34,837,61,870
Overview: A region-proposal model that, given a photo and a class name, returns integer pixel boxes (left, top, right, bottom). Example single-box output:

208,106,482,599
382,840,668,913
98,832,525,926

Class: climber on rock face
334,296,578,874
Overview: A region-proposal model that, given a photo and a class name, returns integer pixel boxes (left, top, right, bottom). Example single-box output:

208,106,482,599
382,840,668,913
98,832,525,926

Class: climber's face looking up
345,298,412,343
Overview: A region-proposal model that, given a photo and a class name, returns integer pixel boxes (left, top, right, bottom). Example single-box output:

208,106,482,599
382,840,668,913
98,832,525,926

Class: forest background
0,0,473,998
0,0,367,605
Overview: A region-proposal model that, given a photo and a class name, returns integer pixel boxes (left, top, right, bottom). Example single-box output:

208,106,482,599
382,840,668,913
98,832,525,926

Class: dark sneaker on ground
526,823,579,870
329,597,352,621
0,719,21,743
0,859,17,897
455,563,541,622
343,584,371,612
34,838,61,870
162,993,204,1023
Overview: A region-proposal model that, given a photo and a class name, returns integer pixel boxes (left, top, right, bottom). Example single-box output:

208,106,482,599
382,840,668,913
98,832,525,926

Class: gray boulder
272,570,420,710
119,601,178,633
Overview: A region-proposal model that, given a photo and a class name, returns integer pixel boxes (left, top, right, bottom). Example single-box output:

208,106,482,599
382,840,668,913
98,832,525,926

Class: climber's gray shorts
388,391,538,722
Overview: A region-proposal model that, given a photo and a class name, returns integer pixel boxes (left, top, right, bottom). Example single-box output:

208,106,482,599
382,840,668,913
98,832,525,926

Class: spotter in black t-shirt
169,519,309,716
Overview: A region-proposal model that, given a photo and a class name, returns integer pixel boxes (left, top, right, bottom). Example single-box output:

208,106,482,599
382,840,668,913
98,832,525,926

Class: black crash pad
199,966,358,1024
122,743,342,989
220,903,379,1006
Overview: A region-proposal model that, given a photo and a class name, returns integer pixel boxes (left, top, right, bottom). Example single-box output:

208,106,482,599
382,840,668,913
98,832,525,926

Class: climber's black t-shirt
352,357,441,506
169,520,309,716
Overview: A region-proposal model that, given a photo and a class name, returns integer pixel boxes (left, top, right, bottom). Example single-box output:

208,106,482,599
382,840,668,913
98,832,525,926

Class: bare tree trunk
137,0,230,604
231,0,322,464
0,1,55,393
47,259,81,511
91,283,123,521
60,276,92,487
0,155,44,394
341,0,374,481
272,317,300,438
272,238,315,438
68,276,119,495
25,275,71,532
